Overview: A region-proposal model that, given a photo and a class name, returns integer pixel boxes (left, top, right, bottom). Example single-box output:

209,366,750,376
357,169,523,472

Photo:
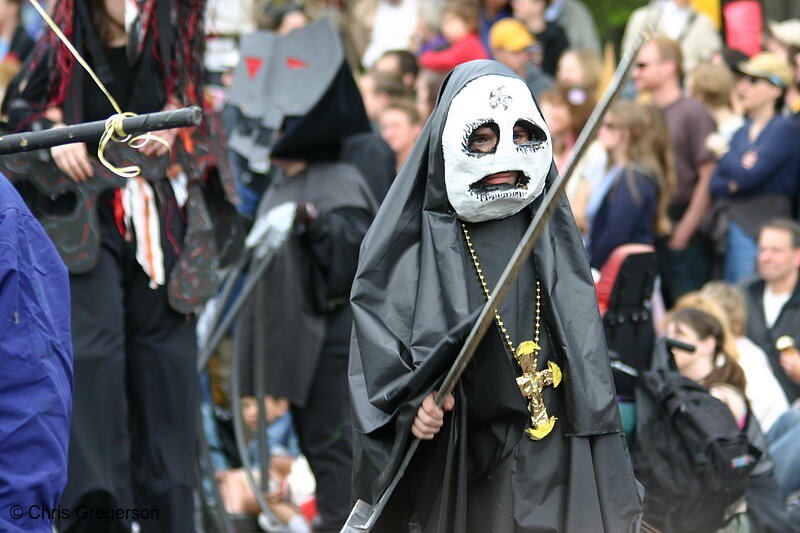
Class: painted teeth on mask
472,189,530,202
469,172,530,194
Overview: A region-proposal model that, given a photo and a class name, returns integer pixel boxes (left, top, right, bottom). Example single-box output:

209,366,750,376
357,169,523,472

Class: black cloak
234,27,377,406
348,60,642,532
236,162,376,405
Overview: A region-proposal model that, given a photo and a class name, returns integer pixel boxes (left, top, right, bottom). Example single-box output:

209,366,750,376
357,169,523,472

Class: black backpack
632,338,761,533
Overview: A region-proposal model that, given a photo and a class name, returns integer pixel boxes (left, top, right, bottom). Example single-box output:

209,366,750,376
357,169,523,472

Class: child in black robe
349,60,643,533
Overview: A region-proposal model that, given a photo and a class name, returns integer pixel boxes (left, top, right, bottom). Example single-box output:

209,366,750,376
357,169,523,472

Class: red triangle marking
245,56,263,79
286,56,308,69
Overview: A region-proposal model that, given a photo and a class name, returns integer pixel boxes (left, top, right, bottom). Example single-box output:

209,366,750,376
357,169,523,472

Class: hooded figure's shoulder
310,160,367,183
308,160,378,209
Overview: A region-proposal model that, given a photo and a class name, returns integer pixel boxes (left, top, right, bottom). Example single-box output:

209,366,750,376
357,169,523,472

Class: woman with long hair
666,307,748,421
584,101,675,270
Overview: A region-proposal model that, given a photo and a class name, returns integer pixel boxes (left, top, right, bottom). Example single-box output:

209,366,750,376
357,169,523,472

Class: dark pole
0,107,203,155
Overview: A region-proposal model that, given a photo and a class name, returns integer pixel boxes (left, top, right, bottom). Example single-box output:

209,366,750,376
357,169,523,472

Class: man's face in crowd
633,42,667,93
379,108,422,155
493,48,529,77
757,228,800,284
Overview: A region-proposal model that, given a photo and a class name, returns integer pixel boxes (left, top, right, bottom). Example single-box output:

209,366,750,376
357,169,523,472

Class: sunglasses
741,73,786,88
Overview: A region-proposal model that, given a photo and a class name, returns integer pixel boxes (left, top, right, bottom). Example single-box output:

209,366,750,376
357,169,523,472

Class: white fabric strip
123,177,166,288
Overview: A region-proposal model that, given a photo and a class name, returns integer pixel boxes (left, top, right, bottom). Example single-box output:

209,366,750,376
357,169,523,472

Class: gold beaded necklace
461,222,562,440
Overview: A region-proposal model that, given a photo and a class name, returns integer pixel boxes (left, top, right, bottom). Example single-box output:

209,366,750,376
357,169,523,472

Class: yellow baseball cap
489,18,535,53
738,52,793,88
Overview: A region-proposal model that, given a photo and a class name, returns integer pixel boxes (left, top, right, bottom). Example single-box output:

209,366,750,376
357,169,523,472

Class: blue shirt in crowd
710,115,800,200
588,166,658,270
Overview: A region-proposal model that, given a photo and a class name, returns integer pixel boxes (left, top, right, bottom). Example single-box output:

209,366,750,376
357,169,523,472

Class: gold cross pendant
514,341,562,440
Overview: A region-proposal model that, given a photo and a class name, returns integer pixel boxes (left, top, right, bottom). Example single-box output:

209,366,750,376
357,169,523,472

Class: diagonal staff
341,3,664,531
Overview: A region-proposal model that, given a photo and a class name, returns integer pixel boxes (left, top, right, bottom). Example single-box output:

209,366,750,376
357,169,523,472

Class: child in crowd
418,0,488,72
217,395,314,533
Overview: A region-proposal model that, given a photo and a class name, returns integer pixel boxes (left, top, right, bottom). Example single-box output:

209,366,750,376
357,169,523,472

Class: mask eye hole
514,120,547,151
464,121,499,156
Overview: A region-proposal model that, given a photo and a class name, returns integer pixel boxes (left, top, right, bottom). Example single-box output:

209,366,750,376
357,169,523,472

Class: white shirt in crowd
736,336,790,432
362,0,418,69
763,286,792,328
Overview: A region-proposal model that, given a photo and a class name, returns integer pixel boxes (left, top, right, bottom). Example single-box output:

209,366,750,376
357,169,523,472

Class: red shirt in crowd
419,32,489,72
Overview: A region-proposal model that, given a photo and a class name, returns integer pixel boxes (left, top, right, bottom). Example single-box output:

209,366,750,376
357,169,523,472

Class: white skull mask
442,75,552,223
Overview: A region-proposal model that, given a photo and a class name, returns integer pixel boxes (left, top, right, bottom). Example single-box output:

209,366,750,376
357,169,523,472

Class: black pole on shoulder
0,106,203,155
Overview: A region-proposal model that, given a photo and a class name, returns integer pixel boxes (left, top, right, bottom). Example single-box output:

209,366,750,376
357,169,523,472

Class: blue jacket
710,115,800,200
588,166,658,270
0,175,72,532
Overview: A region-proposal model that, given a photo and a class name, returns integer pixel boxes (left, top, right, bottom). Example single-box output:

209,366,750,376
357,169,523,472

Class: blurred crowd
3,0,800,532
201,1,800,531
200,1,800,531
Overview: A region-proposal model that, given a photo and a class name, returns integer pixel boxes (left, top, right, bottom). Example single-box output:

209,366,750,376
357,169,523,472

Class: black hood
226,18,370,166
271,61,370,161
349,59,622,437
